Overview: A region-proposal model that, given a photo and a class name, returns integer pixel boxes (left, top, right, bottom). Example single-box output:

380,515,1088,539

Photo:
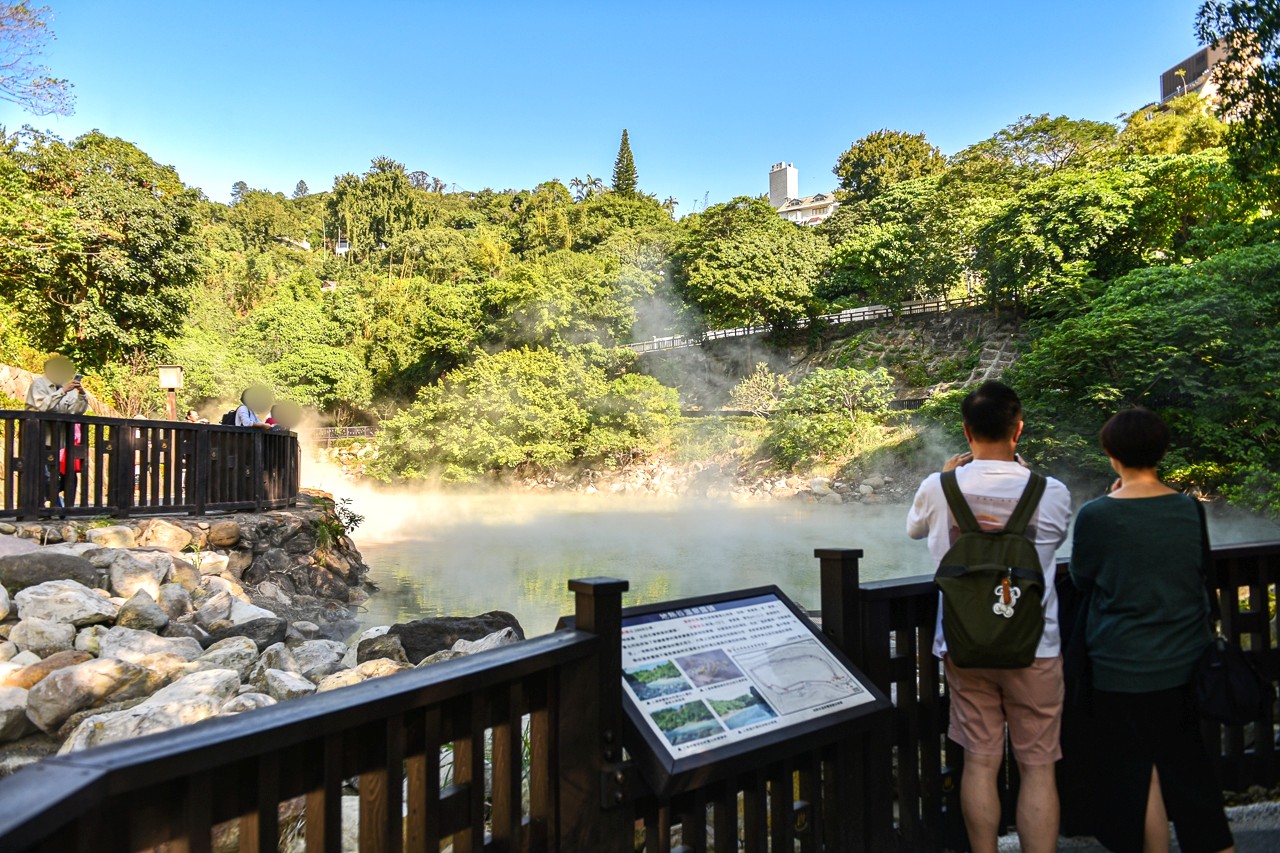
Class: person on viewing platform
235,385,274,430
185,409,208,424
24,354,88,415
906,381,1072,853
1069,408,1234,853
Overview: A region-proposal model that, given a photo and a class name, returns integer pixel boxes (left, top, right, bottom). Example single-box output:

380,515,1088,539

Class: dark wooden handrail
0,409,300,519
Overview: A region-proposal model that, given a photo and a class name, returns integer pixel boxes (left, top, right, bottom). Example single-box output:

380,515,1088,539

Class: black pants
1090,685,1234,853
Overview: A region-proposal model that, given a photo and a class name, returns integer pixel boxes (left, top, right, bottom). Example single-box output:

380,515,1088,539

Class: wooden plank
526,677,553,844
768,760,794,851
304,735,343,853
490,684,524,851
406,706,442,852
741,771,766,853
451,693,487,853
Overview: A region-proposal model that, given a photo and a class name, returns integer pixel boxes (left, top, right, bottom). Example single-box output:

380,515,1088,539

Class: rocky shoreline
0,496,526,779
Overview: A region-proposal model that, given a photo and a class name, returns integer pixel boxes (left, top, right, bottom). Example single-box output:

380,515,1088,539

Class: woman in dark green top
1069,408,1233,853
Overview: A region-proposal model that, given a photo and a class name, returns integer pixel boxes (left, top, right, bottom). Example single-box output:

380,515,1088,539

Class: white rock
264,669,315,701
15,580,118,627
98,626,203,664
221,692,277,715
290,640,347,683
353,659,409,680
248,642,299,688
809,477,834,496
194,637,259,680
0,641,15,662
227,598,276,625
192,552,229,576
130,652,196,682
74,625,108,655
26,657,163,733
316,669,363,692
451,628,522,655
0,583,9,621
858,483,875,496
108,551,171,599
821,493,845,505
37,542,103,557
85,526,137,548
58,668,241,753
200,575,247,600
0,686,35,742
193,590,233,629
863,475,886,489
10,618,76,657
8,650,41,667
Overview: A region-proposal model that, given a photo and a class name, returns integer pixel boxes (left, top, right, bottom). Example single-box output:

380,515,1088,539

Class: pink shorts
944,655,1064,766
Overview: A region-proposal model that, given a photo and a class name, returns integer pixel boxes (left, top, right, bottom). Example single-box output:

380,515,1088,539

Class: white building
769,162,838,225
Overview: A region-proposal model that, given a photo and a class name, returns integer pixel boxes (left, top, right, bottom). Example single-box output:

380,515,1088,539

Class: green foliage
628,661,680,684
1197,0,1280,201
766,367,894,468
370,347,679,482
833,129,946,205
1010,243,1280,509
675,197,829,329
612,129,638,198
729,362,790,417
312,497,364,554
1119,94,1227,155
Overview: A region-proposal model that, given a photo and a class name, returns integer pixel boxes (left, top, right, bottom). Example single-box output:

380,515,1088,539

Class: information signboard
591,586,890,797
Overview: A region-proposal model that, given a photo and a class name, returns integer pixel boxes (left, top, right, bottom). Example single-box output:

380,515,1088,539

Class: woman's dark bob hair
1099,407,1170,469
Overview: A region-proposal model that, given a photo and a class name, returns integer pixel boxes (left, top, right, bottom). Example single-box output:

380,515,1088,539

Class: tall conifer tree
612,129,638,197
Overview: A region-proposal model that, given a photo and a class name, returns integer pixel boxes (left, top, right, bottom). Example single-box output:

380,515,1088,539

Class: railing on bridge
0,543,1273,852
623,297,976,355
0,410,300,519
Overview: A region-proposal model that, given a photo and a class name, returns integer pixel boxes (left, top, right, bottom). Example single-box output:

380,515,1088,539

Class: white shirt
235,404,260,428
906,459,1072,659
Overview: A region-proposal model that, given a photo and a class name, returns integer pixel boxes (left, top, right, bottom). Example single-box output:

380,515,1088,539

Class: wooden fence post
815,548,897,853
558,577,631,852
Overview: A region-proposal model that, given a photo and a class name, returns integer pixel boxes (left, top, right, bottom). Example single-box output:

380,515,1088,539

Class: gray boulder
14,579,117,627
0,582,8,621
207,521,241,548
290,640,347,683
387,612,525,664
414,649,466,668
85,526,137,548
248,642,299,689
156,583,193,620
0,552,98,593
58,668,241,753
357,634,409,665
0,686,36,742
451,627,521,655
107,551,171,599
135,519,193,552
161,621,209,643
264,669,315,701
10,617,76,657
220,692,275,715
114,589,170,633
26,657,164,733
0,649,92,690
194,636,259,680
199,617,288,652
98,626,203,664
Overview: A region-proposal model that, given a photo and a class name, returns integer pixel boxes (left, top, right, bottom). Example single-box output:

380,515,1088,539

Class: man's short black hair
1099,407,1169,469
961,381,1023,442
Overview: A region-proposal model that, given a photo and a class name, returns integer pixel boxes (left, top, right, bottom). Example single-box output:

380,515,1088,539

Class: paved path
996,802,1280,851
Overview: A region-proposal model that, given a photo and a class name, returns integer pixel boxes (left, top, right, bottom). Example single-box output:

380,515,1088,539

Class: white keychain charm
992,580,1020,618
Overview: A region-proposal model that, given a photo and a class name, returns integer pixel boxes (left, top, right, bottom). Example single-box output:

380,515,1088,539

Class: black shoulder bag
1190,500,1268,726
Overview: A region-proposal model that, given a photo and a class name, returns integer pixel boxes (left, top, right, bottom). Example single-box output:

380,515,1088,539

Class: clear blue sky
3,0,1209,212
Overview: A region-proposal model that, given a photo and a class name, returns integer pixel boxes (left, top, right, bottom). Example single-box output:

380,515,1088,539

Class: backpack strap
940,469,1046,536
1004,472,1046,536
940,470,981,534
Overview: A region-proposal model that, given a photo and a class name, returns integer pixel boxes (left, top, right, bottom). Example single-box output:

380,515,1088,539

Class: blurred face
243,384,274,412
44,356,74,385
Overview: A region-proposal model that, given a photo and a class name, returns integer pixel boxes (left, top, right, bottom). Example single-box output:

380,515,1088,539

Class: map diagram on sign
734,639,861,715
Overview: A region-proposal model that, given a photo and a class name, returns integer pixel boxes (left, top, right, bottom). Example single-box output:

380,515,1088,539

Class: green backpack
935,470,1047,669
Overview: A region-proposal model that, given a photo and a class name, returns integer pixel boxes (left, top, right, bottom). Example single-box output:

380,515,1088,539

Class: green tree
370,347,678,482
1197,0,1280,199
612,129,638,197
293,179,309,199
4,129,204,367
0,1,73,115
230,180,249,203
833,129,946,205
1011,242,1280,510
1119,93,1227,155
766,367,894,467
675,197,830,329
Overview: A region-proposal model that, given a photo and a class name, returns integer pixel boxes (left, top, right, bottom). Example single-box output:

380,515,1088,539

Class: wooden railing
853,543,1280,850
623,297,976,354
0,571,893,852
0,410,300,519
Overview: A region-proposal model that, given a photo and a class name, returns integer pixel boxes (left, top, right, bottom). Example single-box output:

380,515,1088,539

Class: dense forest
1,3,1278,509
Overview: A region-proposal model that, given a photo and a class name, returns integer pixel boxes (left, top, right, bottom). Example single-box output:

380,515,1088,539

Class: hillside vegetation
2,46,1279,508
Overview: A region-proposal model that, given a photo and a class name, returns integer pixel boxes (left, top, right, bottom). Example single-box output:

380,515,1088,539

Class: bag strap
940,469,1046,536
940,470,980,534
1193,498,1221,628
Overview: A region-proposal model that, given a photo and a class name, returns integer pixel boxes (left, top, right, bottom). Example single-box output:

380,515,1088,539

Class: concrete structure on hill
1160,44,1226,103
768,162,838,226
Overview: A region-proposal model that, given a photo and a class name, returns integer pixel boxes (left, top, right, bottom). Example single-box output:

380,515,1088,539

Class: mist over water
334,487,1280,638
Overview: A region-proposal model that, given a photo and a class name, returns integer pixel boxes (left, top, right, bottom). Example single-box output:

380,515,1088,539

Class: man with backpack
906,381,1072,853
